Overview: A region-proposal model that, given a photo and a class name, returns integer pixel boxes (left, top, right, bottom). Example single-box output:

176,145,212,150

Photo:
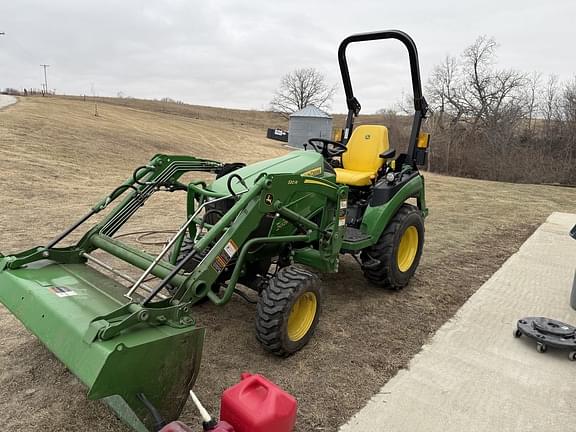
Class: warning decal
211,240,238,273
49,286,78,297
223,240,238,259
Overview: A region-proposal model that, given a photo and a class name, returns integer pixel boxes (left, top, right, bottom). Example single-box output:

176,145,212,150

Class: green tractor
0,30,429,430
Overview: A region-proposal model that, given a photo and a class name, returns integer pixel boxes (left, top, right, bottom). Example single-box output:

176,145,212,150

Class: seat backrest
342,125,389,173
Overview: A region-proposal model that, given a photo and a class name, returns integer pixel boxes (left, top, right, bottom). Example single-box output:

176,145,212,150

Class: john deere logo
364,134,371,139
264,193,274,205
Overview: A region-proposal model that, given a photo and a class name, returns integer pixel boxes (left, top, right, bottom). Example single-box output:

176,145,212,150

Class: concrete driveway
341,212,576,432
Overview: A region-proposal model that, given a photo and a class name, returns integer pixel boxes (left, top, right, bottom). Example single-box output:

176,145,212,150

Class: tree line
424,36,575,185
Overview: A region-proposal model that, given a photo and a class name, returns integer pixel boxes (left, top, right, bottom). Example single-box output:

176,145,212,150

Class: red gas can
220,373,297,432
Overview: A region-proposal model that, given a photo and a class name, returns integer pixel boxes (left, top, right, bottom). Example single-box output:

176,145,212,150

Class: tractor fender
360,174,426,244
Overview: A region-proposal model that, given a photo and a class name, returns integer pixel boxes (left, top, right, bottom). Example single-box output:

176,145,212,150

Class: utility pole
40,64,49,95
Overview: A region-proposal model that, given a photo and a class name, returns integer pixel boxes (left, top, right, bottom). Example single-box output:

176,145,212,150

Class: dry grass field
1,96,575,431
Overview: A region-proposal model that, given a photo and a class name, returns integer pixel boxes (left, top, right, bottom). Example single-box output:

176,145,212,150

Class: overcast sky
1,0,575,113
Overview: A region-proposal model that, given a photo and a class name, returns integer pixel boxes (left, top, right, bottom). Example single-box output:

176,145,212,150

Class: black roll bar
337,30,428,163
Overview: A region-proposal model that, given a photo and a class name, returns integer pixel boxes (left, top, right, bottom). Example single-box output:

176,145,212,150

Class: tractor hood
210,150,330,193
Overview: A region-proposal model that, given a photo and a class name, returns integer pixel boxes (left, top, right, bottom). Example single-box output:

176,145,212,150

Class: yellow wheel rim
396,226,419,272
287,292,317,342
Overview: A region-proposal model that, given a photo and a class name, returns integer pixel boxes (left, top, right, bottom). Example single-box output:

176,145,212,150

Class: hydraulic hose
227,173,248,198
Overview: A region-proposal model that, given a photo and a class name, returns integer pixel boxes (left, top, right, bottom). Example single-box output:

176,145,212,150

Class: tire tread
360,204,424,289
256,266,320,357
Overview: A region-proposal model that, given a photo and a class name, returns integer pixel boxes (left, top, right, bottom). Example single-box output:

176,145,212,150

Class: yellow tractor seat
333,169,376,186
334,125,390,187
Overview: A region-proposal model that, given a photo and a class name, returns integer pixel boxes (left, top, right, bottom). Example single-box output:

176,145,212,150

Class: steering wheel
307,138,348,158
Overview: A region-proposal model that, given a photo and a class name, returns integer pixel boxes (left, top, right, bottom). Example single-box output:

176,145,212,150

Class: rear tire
360,204,424,289
256,266,321,357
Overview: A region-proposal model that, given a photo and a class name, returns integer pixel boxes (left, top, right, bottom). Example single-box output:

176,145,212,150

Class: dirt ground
1,97,575,432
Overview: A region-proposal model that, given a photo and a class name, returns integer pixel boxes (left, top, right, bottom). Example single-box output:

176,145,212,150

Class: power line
40,64,49,94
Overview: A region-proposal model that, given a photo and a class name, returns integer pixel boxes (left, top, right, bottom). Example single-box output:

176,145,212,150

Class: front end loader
0,152,347,430
0,29,429,431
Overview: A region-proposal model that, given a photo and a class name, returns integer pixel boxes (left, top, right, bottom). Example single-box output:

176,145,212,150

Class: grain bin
288,106,332,149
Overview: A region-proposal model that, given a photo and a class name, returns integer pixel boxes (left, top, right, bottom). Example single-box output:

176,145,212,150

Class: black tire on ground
169,236,197,273
256,266,322,357
360,203,424,290
167,237,216,301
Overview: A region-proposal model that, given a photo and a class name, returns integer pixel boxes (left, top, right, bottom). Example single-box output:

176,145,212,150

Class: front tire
360,204,424,289
256,266,322,357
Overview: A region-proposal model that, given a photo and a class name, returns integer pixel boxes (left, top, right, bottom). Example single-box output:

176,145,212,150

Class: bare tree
427,56,463,124
462,36,498,126
384,35,576,184
541,75,560,130
523,72,541,132
562,77,576,124
426,55,466,172
561,78,576,168
425,36,535,179
428,36,526,129
270,68,336,116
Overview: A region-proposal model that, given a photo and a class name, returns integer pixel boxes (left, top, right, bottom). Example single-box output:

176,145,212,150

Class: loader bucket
0,258,204,432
